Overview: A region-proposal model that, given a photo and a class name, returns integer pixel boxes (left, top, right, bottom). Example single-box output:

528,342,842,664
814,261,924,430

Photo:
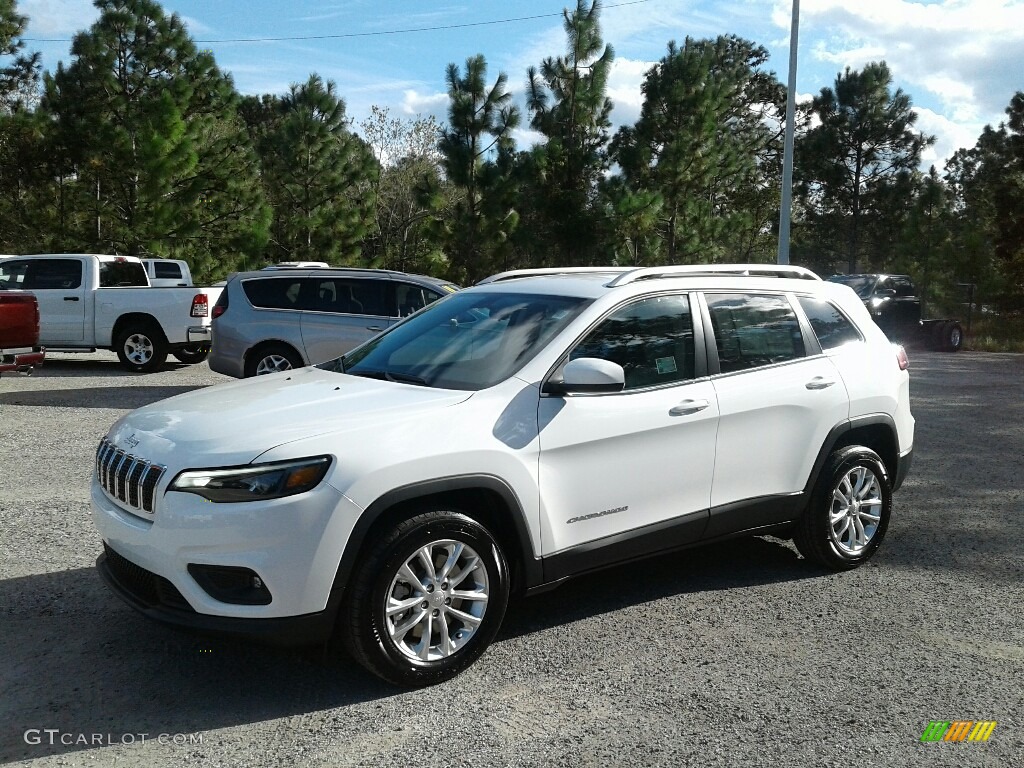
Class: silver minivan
209,268,458,377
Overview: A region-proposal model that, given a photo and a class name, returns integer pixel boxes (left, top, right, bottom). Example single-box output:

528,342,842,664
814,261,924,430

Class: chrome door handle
669,399,710,416
366,326,384,332
806,377,836,390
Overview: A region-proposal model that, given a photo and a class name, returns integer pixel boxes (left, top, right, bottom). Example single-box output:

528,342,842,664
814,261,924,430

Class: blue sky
20,0,1024,168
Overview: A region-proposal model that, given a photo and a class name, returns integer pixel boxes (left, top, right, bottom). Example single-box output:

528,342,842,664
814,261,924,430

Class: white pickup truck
0,254,221,372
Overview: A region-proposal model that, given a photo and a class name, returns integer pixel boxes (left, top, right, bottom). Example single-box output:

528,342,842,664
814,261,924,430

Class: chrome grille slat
95,438,164,514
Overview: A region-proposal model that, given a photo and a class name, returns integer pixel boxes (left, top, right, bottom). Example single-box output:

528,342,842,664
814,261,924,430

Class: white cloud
914,106,984,167
400,90,448,119
22,0,97,36
776,0,1024,154
606,57,655,128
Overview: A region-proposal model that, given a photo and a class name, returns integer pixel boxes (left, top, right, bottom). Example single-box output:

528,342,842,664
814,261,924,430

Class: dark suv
209,268,458,377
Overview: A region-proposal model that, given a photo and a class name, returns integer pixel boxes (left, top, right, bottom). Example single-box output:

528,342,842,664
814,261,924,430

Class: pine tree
258,74,377,265
42,0,269,280
524,0,613,266
611,36,785,265
795,62,933,274
428,54,520,283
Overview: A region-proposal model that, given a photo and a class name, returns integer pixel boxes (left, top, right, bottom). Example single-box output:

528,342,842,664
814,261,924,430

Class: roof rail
605,264,821,286
477,267,628,285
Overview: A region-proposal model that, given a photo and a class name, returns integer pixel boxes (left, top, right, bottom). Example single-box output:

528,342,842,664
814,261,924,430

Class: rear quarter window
99,260,148,287
242,277,307,310
798,296,862,350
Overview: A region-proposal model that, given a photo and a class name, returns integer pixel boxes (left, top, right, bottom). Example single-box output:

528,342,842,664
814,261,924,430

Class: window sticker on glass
656,356,678,375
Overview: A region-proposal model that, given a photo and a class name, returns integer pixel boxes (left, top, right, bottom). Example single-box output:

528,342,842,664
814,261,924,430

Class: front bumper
90,475,361,625
97,545,335,645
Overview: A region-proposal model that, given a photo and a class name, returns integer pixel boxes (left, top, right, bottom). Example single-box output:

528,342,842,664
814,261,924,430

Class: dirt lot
1,350,1021,767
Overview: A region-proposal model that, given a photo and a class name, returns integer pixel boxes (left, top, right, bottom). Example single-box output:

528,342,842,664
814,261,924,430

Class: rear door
15,258,87,343
702,292,849,536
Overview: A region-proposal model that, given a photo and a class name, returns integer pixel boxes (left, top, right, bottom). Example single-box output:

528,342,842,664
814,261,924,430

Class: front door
538,293,718,562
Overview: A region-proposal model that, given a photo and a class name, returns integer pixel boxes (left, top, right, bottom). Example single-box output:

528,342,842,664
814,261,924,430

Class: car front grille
103,543,193,612
95,438,165,514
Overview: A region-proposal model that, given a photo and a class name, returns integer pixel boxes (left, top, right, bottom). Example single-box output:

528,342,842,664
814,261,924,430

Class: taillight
190,293,209,318
895,344,909,371
212,291,228,319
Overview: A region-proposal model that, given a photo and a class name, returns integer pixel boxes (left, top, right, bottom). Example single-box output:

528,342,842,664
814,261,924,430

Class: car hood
105,367,473,468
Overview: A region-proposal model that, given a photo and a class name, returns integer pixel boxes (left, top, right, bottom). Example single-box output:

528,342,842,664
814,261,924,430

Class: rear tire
244,343,302,377
794,446,892,571
941,321,963,352
115,323,168,373
340,510,510,687
172,346,209,364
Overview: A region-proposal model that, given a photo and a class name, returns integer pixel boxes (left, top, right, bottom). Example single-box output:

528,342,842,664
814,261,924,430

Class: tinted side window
891,277,914,297
309,278,390,316
798,297,862,350
242,277,306,310
569,294,695,390
153,262,183,279
706,293,805,373
22,259,83,290
99,260,148,287
394,282,443,317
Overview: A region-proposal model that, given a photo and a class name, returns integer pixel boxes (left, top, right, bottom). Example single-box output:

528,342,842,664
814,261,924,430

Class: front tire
115,323,168,373
794,447,892,570
340,510,510,687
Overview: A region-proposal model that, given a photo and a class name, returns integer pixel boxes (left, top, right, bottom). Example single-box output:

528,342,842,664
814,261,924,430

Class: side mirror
555,357,625,395
875,288,896,299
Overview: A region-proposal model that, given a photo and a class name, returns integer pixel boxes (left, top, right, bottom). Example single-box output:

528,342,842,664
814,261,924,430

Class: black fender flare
325,474,542,614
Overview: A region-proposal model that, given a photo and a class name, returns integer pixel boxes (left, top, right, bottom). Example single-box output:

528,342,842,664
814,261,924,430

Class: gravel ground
1,350,1021,767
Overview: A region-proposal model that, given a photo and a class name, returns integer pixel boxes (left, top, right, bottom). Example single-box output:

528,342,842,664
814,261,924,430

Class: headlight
169,456,331,503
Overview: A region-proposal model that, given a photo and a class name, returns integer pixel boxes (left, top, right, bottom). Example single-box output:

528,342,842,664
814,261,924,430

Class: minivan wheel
245,344,302,377
115,323,168,373
341,510,509,687
794,446,892,571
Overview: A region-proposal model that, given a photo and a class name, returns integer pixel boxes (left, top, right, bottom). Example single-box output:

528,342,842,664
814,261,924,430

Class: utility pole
777,0,800,265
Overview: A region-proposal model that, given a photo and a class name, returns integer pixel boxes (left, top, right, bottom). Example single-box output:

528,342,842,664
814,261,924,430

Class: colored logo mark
920,721,997,742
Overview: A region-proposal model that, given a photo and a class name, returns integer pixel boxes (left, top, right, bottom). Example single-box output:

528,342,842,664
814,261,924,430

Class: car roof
230,267,455,287
470,265,830,300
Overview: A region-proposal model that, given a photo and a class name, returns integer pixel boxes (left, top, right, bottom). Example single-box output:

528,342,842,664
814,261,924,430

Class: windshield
828,275,877,299
319,291,591,390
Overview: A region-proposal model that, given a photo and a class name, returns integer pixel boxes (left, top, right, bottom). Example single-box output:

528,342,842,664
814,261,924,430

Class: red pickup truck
0,291,46,375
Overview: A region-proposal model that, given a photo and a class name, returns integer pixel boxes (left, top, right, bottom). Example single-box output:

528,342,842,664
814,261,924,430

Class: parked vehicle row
0,254,221,372
92,264,914,686
827,273,965,351
0,291,45,376
208,267,458,377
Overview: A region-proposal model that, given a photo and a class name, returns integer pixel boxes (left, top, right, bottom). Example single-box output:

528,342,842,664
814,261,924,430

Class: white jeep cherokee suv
91,265,914,686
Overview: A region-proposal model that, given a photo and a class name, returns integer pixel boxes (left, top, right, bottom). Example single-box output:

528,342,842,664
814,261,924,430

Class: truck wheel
115,323,168,372
942,322,963,352
793,446,892,571
244,343,302,377
172,346,209,364
340,510,510,687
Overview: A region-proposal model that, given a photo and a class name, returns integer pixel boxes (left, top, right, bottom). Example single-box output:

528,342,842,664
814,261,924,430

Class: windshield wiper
346,369,428,386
